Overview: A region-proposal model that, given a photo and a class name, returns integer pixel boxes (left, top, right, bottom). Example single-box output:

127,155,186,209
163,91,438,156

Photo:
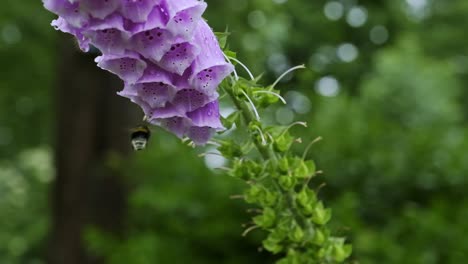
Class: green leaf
312,229,327,246
229,159,246,180
263,239,283,254
220,111,241,130
224,50,236,59
244,185,263,204
289,224,304,243
279,175,296,190
297,188,317,210
294,159,315,179
304,160,316,177
245,185,277,206
277,249,300,264
214,31,230,49
255,89,280,107
230,159,263,180
262,189,278,207
263,229,286,254
332,244,353,262
253,207,276,228
274,132,294,152
218,139,243,158
311,202,332,225
278,157,289,173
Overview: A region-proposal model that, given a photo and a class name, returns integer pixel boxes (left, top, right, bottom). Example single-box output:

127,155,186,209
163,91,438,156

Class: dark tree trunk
48,37,136,264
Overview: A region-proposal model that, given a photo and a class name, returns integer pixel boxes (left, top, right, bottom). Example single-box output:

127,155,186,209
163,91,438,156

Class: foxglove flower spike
43,0,233,144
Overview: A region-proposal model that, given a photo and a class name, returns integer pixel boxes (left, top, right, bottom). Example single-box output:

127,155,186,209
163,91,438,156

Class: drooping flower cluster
43,0,233,144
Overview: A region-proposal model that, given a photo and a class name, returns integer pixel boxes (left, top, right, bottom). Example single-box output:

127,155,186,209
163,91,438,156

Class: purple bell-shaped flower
43,0,233,144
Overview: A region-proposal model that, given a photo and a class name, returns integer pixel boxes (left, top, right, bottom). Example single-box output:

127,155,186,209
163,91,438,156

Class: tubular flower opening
43,0,233,145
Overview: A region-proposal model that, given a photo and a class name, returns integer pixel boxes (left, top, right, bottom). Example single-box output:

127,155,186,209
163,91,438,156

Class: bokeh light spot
285,91,312,114
1,24,22,45
204,149,227,170
272,0,288,4
248,10,267,29
337,43,359,62
370,25,389,45
346,6,367,27
324,1,344,21
275,106,295,125
315,76,340,97
268,53,290,75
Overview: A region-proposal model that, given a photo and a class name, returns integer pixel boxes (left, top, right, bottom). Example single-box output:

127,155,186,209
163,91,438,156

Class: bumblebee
130,125,151,151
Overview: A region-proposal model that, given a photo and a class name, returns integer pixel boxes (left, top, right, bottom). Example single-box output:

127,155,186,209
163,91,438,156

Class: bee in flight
130,125,151,151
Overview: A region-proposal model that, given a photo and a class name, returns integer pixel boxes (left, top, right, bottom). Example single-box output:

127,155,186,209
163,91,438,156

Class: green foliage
219,69,352,262
0,0,55,158
309,35,468,263
84,135,274,264
0,148,52,263
0,1,56,263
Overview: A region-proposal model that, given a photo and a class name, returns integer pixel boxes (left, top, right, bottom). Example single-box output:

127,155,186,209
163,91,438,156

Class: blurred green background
1,0,468,263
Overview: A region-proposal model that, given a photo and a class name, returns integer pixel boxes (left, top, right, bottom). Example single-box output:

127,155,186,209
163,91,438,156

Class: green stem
224,84,276,161
224,82,307,229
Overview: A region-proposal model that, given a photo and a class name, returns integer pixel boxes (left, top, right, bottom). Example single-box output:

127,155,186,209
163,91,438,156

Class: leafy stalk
217,53,352,263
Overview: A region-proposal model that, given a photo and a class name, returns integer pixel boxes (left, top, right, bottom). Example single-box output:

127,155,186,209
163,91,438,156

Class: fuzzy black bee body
130,125,151,151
